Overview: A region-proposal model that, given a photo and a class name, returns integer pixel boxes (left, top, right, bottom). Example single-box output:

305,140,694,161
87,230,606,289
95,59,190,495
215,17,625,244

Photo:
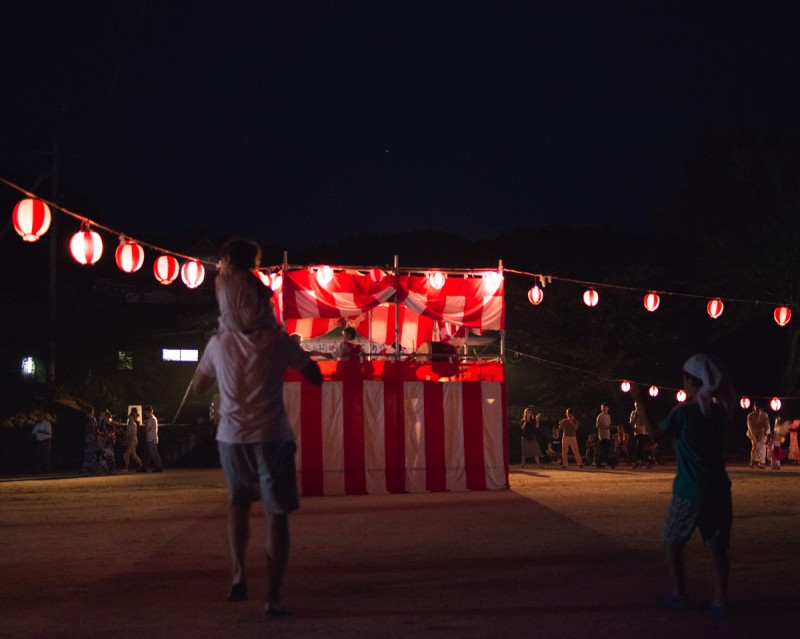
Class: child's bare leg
666,544,687,599
708,545,729,607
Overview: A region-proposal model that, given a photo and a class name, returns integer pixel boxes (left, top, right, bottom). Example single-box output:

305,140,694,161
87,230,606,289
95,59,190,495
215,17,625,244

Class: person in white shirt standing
595,402,615,469
31,410,53,473
138,405,163,473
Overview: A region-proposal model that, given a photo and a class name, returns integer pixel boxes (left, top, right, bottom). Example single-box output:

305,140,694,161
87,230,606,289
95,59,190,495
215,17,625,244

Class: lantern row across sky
523,280,793,327
7,186,799,325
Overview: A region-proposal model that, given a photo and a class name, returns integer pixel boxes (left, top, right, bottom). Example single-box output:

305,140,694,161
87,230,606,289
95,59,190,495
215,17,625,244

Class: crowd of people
79,405,163,475
519,402,660,469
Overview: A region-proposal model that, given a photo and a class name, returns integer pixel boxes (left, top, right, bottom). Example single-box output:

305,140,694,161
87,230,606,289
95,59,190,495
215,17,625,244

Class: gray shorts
218,441,299,514
661,491,732,550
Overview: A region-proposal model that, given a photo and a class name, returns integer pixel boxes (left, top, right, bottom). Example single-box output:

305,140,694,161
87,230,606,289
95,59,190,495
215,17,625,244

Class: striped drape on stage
284,379,508,495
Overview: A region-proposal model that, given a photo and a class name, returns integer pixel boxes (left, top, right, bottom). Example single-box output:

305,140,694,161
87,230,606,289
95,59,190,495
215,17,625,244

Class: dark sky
2,1,799,247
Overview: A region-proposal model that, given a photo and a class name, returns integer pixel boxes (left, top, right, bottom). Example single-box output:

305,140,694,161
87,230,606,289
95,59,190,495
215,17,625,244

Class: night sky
2,1,799,248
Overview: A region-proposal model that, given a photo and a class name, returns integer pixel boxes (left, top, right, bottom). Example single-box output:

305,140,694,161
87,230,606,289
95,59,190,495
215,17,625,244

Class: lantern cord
507,347,800,403
1,176,215,266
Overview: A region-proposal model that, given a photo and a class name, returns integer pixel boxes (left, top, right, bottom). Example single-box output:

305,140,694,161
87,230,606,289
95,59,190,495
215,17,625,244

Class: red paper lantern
707,298,724,319
676,389,687,402
643,292,660,312
527,286,544,305
115,239,145,273
770,397,782,412
70,225,103,265
181,260,205,289
12,198,51,242
774,306,792,327
153,255,179,285
368,268,384,282
648,385,659,397
583,288,599,307
269,273,283,291
739,397,751,410
620,380,631,393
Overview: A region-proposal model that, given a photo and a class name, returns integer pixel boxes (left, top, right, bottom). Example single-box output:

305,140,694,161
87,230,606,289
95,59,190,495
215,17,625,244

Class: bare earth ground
1,463,797,639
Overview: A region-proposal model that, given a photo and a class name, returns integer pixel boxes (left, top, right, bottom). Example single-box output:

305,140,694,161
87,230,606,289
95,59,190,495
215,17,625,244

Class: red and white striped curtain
284,375,508,495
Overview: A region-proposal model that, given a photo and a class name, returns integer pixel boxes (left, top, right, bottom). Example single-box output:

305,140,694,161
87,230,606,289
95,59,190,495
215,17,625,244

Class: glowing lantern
620,380,631,393
153,255,179,285
428,271,446,289
648,385,659,397
257,271,270,286
740,397,751,410
181,260,205,289
528,286,544,305
643,292,660,312
676,390,687,402
707,298,724,319
770,397,782,412
270,273,283,291
316,265,334,285
774,306,791,327
368,268,384,282
70,224,103,265
115,239,144,273
12,198,51,242
583,288,599,307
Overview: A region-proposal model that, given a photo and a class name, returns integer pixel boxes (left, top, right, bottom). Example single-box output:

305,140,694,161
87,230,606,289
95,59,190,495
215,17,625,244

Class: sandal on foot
227,582,248,602
265,603,292,618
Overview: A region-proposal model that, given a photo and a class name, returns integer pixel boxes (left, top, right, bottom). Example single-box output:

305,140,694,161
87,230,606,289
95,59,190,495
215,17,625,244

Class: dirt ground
1,462,797,639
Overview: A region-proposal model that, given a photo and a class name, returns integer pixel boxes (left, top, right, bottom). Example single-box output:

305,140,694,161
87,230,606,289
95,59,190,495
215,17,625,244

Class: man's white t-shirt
197,328,311,444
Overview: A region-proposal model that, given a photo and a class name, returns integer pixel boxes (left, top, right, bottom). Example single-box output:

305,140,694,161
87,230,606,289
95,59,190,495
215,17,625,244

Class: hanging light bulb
153,255,180,285
115,238,145,273
648,385,659,397
12,198,51,242
739,397,751,410
482,271,503,293
527,286,544,305
427,271,446,289
620,380,631,393
181,260,206,289
70,222,103,265
774,306,792,327
643,292,660,312
707,298,724,319
583,288,599,307
676,389,687,402
770,397,782,412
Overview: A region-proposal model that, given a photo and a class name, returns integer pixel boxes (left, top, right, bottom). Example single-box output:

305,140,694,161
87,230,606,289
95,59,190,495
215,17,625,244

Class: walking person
192,236,324,618
123,408,143,472
746,401,769,468
520,407,542,466
639,354,736,616
595,402,614,469
138,405,163,473
559,408,583,468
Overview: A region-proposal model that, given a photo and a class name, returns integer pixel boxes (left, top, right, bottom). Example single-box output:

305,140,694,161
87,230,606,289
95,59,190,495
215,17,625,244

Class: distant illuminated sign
162,349,199,362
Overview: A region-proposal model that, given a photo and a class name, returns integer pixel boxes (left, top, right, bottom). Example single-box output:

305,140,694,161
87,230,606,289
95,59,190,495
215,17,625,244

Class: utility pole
47,139,59,390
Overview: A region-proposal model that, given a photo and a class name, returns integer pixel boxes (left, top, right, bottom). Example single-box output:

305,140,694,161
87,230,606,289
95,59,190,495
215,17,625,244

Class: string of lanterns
509,268,795,328
514,350,792,412
6,177,215,290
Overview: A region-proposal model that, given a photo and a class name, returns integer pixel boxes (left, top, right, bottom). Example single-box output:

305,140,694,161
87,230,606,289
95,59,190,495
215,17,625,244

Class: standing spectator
95,409,117,475
31,410,53,473
559,408,583,468
192,320,323,617
767,433,783,470
631,401,652,469
520,407,542,466
545,426,563,465
595,402,615,469
123,408,143,472
746,401,769,468
642,353,736,616
332,326,363,361
81,407,98,473
138,405,163,473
